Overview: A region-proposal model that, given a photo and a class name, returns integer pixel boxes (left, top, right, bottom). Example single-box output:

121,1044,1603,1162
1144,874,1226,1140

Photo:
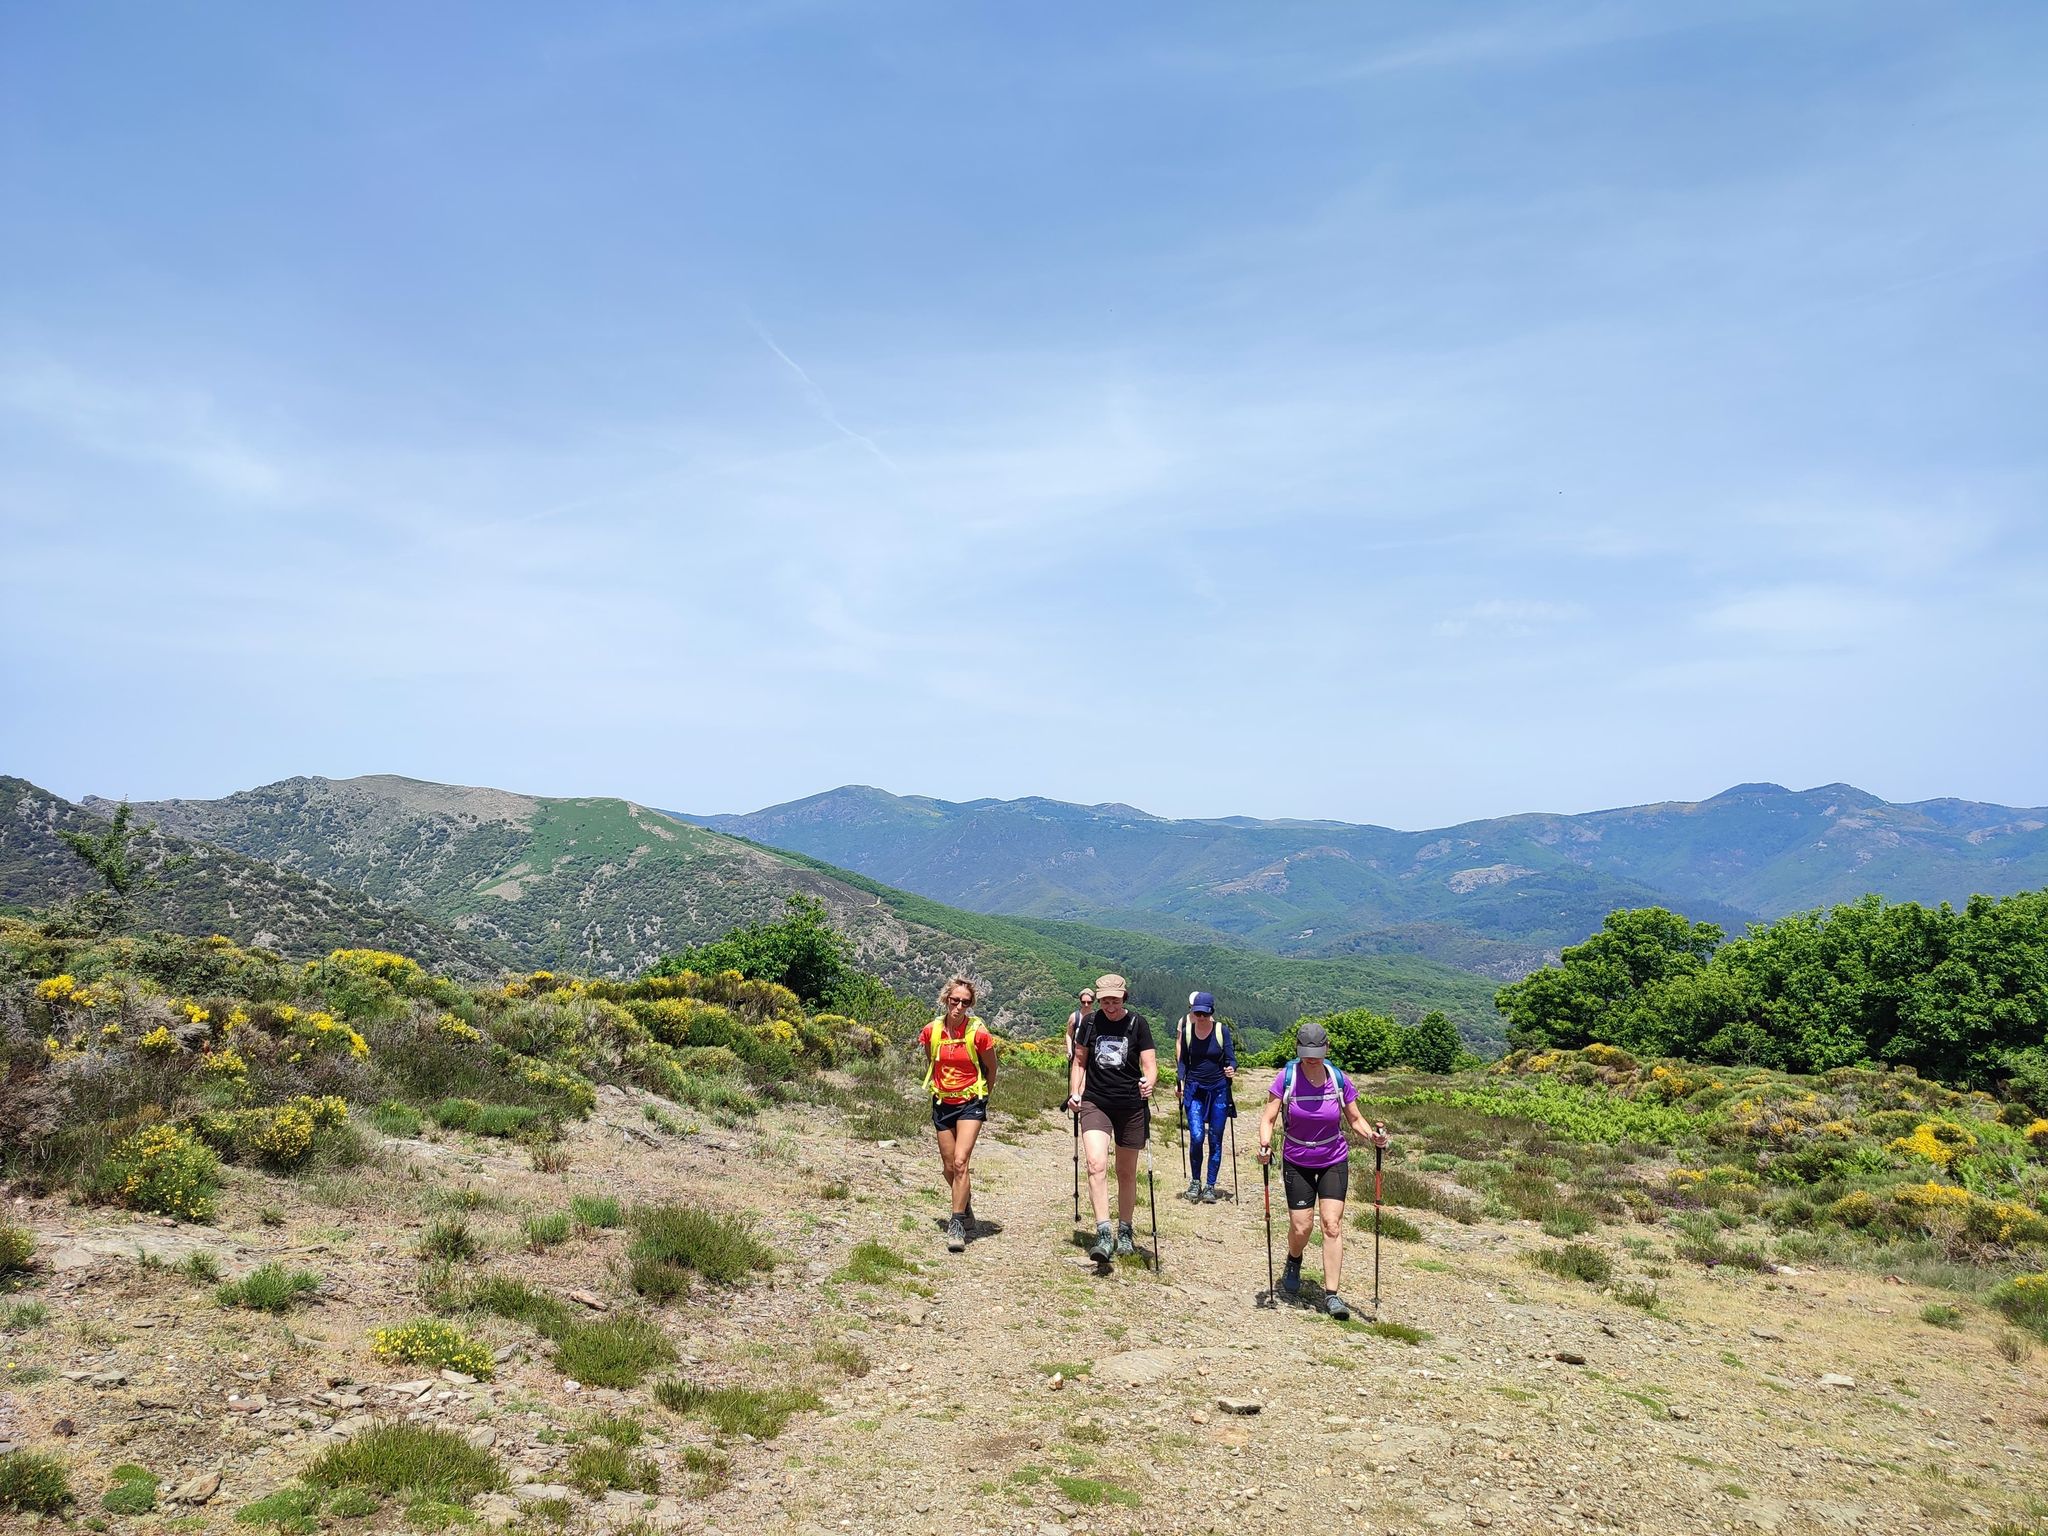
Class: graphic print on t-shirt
1092,1033,1131,1071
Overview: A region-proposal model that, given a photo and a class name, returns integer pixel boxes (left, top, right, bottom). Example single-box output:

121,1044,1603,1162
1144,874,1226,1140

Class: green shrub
1920,1302,1964,1329
565,1444,659,1496
1989,1274,2048,1340
419,1217,482,1263
181,1250,222,1283
366,1101,425,1138
551,1314,677,1389
1530,1243,1613,1286
628,1205,773,1290
0,1220,35,1274
431,1099,542,1138
833,1238,918,1285
232,1485,322,1532
465,1275,575,1337
102,1464,158,1515
523,1212,571,1250
652,1379,821,1438
0,1450,71,1513
94,1122,221,1220
1364,1210,1422,1242
570,1195,623,1229
2,1300,49,1331
370,1319,495,1378
580,1414,645,1447
217,1263,324,1313
303,1423,505,1502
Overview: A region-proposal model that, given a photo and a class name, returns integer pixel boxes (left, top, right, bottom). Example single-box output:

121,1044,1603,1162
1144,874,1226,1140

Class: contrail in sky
747,314,900,473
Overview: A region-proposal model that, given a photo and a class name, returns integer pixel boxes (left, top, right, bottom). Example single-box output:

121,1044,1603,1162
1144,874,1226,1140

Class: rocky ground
3,1080,2044,1535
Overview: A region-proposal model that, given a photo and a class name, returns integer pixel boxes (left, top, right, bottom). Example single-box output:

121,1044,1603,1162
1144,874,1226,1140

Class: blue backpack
1279,1059,1349,1125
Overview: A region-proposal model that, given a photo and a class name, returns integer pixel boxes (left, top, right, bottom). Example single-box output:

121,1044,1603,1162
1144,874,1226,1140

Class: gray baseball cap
1295,1022,1330,1059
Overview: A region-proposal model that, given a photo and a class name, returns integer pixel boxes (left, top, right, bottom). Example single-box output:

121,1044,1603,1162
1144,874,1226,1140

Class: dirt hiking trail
6,1082,2045,1535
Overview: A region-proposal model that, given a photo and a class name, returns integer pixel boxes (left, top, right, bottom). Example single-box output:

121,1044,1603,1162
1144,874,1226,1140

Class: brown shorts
1076,1098,1149,1149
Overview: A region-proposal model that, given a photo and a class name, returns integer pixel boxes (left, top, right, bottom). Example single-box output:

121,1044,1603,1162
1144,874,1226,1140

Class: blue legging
1184,1083,1231,1185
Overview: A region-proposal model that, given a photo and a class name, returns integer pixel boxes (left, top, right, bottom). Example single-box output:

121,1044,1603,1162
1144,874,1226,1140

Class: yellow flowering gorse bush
371,1319,494,1378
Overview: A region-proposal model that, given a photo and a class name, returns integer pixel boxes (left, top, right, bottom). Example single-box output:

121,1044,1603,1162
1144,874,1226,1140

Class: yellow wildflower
138,1025,178,1053
35,974,78,1002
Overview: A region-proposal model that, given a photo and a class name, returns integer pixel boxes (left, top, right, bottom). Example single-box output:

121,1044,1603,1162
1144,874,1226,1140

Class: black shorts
1076,1098,1148,1149
932,1097,988,1132
1282,1159,1349,1210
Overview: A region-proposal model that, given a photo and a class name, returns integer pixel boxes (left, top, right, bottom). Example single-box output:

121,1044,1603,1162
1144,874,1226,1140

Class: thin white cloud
0,362,303,503
1432,599,1589,639
746,316,900,473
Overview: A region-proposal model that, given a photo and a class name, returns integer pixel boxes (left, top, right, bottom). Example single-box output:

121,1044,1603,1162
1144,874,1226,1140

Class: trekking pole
1178,1093,1192,1189
1144,1102,1161,1276
1372,1137,1384,1312
1260,1157,1274,1306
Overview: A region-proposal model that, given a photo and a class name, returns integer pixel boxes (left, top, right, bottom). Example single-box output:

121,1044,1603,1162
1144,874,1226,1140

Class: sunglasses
945,997,972,1008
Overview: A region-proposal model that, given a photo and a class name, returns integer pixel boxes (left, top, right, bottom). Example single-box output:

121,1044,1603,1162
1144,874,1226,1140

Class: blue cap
1190,991,1215,1015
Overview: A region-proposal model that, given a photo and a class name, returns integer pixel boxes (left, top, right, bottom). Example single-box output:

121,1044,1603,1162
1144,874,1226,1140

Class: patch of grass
1033,1360,1093,1378
1490,1385,1537,1403
653,1379,823,1439
552,1314,678,1389
1337,1319,1430,1345
1614,1282,1662,1313
680,1448,729,1498
1989,1275,2048,1341
1051,1474,1139,1508
423,1186,500,1213
1364,1210,1422,1242
1407,1257,1453,1273
466,1275,575,1337
628,1254,694,1302
1064,1420,1108,1445
303,1423,506,1502
180,1250,222,1283
628,1204,773,1292
216,1263,323,1313
1371,1166,1481,1223
2,1299,49,1331
1920,1302,1964,1329
570,1195,623,1229
1540,1207,1596,1238
813,1338,871,1377
1995,1332,2030,1364
102,1464,158,1515
817,1178,851,1200
1530,1243,1613,1286
430,1099,542,1138
258,1206,285,1227
366,1101,425,1138
324,1487,379,1518
581,1413,645,1447
419,1216,482,1263
234,1486,322,1533
523,1212,571,1250
833,1238,919,1286
565,1444,659,1496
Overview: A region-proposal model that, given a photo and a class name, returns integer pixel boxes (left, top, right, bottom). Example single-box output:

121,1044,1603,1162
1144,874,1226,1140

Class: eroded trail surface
8,1084,2045,1535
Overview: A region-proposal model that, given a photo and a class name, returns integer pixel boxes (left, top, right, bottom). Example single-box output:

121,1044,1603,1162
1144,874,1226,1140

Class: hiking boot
1184,1179,1203,1201
1324,1292,1351,1320
1201,1184,1220,1204
962,1201,976,1233
1280,1256,1302,1297
946,1216,966,1253
1115,1223,1136,1256
1088,1222,1115,1263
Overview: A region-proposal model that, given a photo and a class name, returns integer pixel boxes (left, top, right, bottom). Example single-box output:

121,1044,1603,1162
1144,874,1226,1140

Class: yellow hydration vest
923,1016,990,1100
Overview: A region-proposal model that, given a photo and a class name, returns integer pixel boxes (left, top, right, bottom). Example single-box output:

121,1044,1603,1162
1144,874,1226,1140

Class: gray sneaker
1088,1222,1115,1262
1324,1292,1350,1320
1184,1179,1203,1201
1115,1223,1136,1256
1201,1184,1220,1204
946,1216,966,1253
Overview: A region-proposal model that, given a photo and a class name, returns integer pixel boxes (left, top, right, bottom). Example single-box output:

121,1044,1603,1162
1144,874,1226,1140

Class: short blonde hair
937,975,977,1011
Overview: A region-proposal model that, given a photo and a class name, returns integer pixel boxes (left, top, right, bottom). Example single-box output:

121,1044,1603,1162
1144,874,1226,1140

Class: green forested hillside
0,778,505,977
110,776,1498,1044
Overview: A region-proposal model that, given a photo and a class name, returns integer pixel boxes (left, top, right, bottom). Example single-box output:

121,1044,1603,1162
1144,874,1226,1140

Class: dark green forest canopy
1496,891,2048,1095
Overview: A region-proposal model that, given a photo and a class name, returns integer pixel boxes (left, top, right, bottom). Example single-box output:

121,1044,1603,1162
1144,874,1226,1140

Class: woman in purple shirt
1255,1021,1390,1319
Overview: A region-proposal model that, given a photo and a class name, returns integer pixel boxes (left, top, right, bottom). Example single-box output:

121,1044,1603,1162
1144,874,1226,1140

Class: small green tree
1398,1011,1464,1073
1315,1008,1403,1072
648,895,856,1009
58,802,170,935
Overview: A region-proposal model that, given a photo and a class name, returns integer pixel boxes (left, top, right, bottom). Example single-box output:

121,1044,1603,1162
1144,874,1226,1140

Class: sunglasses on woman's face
945,997,972,1008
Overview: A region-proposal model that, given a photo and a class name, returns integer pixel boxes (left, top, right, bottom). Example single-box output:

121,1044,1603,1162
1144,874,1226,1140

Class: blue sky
3,1,2044,828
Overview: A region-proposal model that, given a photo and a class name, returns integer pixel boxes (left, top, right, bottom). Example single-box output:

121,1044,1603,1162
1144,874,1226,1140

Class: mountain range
686,781,2048,978
60,774,1501,1043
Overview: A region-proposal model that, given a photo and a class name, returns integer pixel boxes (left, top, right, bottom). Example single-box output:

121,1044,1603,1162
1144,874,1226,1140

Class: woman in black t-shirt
1066,973,1157,1262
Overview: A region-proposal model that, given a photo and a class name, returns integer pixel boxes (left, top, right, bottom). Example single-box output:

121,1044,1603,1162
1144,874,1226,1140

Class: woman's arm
1344,1101,1391,1147
1068,1044,1087,1108
977,1037,998,1099
1257,1095,1282,1160
1138,1047,1157,1100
